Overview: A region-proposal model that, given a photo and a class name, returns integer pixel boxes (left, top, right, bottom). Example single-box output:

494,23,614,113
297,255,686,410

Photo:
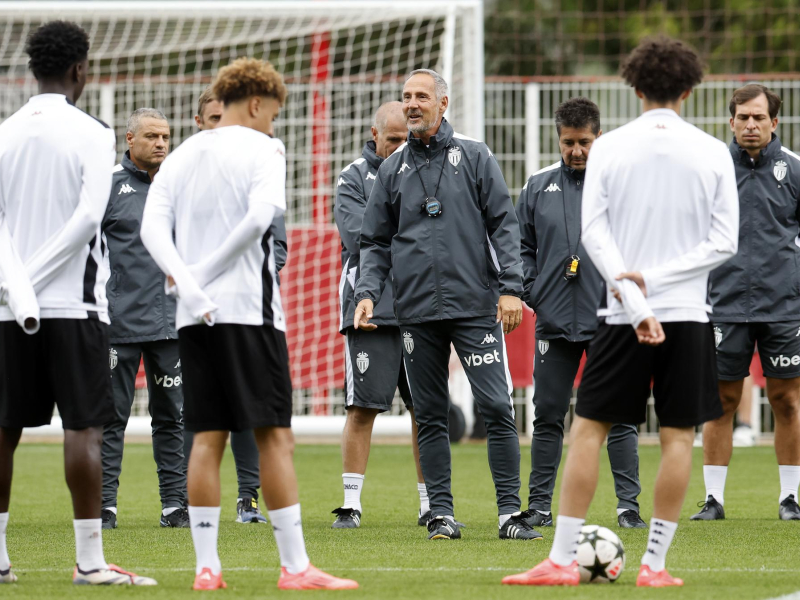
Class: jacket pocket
479,241,491,288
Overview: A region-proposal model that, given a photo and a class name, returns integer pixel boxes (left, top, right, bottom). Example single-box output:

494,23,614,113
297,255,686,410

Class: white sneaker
733,425,756,447
73,564,157,586
0,566,17,583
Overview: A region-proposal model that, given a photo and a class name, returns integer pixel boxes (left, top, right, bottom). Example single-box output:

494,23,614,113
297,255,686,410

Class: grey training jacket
710,135,800,323
516,160,603,341
356,119,523,324
334,140,397,333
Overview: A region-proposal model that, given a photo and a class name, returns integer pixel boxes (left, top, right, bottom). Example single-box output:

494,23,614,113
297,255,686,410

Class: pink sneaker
277,564,358,590
192,567,227,590
636,565,684,587
502,558,580,586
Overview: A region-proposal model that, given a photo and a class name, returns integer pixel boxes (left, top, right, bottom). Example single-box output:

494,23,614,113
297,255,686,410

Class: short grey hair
373,101,403,133
126,108,168,134
406,69,448,101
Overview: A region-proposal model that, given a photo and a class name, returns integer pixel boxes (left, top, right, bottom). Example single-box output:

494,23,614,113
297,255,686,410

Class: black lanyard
561,170,580,255
409,144,449,201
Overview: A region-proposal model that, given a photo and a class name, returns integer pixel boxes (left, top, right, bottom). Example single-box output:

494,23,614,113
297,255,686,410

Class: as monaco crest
356,351,369,374
538,339,549,356
403,332,414,354
448,146,461,167
774,160,788,181
109,348,118,370
714,326,723,348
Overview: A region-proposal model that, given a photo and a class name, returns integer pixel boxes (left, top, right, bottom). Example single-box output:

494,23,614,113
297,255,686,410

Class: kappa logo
544,183,561,192
538,339,550,355
366,172,376,180
155,374,182,388
481,333,498,345
174,359,181,368
195,522,213,528
403,332,414,354
356,351,369,374
714,326,723,348
109,348,118,370
118,183,136,195
448,146,462,167
337,177,346,187
769,354,800,368
463,350,501,367
31,111,42,116
398,162,410,174
796,327,800,337
775,160,788,182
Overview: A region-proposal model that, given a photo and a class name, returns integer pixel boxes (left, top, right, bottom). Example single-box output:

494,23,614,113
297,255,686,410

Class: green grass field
2,442,799,599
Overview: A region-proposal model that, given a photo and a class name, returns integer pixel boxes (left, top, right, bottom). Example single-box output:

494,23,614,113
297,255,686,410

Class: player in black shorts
140,58,357,591
0,20,156,586
503,36,738,588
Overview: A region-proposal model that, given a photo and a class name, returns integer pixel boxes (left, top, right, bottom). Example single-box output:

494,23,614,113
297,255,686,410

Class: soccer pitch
4,442,799,599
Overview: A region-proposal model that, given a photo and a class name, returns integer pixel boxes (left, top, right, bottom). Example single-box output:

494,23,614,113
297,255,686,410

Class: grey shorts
344,326,412,412
714,321,800,380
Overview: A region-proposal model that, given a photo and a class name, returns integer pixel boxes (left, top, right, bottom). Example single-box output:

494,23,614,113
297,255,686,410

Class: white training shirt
0,94,116,329
581,108,739,328
141,125,286,331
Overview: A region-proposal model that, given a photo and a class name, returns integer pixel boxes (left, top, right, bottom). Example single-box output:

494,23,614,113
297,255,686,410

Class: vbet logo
769,354,800,368
463,349,501,368
155,373,182,388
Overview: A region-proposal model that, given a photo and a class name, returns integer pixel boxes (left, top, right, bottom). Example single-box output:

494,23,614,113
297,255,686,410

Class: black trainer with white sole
499,512,543,540
520,509,553,528
779,494,800,520
418,510,431,526
160,507,190,528
690,495,725,521
617,509,647,529
427,516,461,540
331,507,361,529
101,508,117,530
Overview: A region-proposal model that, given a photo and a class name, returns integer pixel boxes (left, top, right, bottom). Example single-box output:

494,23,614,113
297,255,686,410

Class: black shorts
0,319,112,430
714,321,800,380
344,326,412,412
576,321,722,428
178,323,292,432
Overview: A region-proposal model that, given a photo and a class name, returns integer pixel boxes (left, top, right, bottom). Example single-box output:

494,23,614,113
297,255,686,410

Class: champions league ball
576,525,625,583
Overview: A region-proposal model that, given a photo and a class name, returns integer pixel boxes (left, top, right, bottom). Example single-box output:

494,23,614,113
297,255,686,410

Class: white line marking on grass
763,593,800,600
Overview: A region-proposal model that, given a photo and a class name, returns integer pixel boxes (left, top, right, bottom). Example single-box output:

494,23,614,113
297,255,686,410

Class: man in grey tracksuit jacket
515,98,643,530
355,69,536,540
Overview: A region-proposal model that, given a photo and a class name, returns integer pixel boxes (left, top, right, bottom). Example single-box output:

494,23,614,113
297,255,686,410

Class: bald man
331,102,427,528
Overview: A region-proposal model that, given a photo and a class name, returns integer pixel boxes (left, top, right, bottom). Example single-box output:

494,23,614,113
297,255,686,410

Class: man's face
127,117,170,171
372,112,407,158
558,125,600,170
402,74,446,136
196,99,223,131
731,94,777,152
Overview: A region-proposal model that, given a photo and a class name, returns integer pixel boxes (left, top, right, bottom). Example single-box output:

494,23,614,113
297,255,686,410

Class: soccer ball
576,525,625,583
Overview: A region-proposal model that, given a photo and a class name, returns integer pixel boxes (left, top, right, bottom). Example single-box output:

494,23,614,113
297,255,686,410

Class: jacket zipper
572,178,580,341
424,148,443,318
746,168,754,322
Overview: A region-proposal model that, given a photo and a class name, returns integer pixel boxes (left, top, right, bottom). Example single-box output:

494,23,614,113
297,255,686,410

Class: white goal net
0,0,484,421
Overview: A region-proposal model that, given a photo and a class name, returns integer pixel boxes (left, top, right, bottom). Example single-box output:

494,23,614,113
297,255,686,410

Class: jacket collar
406,117,454,155
362,140,383,170
731,134,782,166
561,159,585,181
121,150,153,184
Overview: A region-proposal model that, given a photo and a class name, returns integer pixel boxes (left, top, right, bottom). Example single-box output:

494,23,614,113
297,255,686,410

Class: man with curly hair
503,36,739,588
141,58,357,591
516,97,645,532
0,20,156,586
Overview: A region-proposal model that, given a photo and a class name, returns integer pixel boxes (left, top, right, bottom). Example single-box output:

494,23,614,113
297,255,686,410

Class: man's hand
497,295,523,335
354,298,377,331
635,316,665,346
615,271,647,296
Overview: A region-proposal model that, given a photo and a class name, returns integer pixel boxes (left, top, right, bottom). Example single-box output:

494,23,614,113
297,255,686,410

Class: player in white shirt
0,21,156,586
503,36,739,588
140,58,358,591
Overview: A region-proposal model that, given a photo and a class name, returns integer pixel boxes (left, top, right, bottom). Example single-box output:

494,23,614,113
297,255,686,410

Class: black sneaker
418,509,431,526
520,509,553,527
617,509,647,529
690,495,725,520
779,494,800,520
101,508,117,530
331,507,361,529
160,507,190,528
427,516,461,540
236,498,268,524
499,512,543,540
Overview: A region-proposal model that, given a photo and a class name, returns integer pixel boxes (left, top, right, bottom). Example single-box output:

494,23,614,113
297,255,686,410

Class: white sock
616,508,629,516
779,465,800,503
162,507,180,516
704,465,728,505
103,506,117,515
73,519,108,572
549,515,584,566
499,513,511,528
0,513,9,571
342,473,364,513
538,510,551,515
641,518,678,572
418,483,429,514
268,504,310,575
189,506,221,575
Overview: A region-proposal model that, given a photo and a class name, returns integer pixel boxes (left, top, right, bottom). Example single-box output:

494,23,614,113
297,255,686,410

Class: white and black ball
576,525,625,583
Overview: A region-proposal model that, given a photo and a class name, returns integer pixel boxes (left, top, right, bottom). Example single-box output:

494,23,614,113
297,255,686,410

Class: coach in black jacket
355,70,536,541
516,98,644,530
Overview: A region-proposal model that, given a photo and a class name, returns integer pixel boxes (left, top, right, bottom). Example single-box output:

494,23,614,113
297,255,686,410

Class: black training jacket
710,135,800,322
334,140,397,332
516,160,603,341
355,119,523,324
